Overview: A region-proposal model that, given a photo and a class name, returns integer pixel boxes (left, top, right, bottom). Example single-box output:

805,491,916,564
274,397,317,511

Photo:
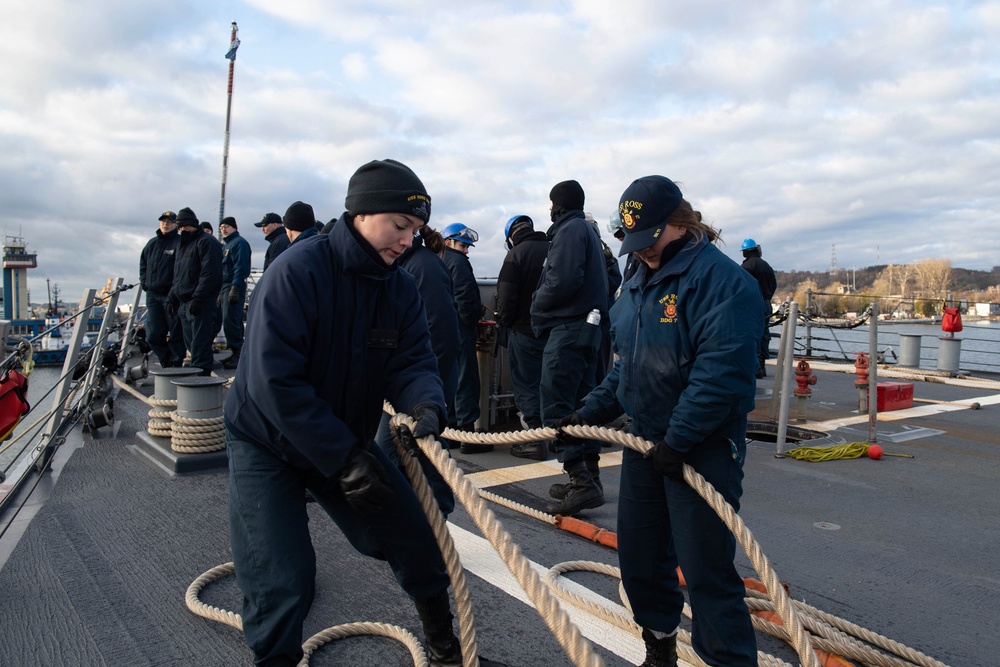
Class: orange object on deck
554,515,618,549
750,610,856,667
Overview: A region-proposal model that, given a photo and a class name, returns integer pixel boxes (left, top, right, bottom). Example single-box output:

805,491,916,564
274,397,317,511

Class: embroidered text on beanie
345,159,431,223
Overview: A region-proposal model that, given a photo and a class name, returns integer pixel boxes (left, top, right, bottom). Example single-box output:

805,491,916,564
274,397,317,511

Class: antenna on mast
218,21,240,241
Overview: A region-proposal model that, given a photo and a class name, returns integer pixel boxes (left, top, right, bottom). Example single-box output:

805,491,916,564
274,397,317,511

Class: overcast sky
2,0,999,306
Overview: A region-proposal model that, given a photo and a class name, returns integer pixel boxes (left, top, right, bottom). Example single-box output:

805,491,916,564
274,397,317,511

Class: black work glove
554,412,589,443
189,299,203,316
337,447,395,516
647,440,687,483
411,402,444,440
228,286,240,305
165,301,178,318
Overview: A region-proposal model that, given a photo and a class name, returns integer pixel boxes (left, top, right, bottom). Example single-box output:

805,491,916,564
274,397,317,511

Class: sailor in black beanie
522,179,609,516
167,207,223,375
548,179,585,223
283,200,318,245
345,158,431,224
225,159,502,667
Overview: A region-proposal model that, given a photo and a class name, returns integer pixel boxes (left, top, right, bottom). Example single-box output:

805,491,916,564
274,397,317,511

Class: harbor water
0,367,63,471
783,320,1000,374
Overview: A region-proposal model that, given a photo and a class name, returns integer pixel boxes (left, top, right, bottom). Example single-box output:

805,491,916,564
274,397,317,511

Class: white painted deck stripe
808,392,1000,430
447,522,656,665
464,451,624,489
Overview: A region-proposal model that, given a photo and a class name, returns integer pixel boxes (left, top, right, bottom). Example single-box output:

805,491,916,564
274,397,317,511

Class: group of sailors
140,158,771,667
138,200,334,375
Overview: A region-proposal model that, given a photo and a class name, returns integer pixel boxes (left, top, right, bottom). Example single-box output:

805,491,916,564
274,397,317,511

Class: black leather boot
640,628,678,667
457,423,494,454
549,455,601,499
415,592,462,667
414,592,510,667
221,348,241,370
510,440,548,460
544,459,604,515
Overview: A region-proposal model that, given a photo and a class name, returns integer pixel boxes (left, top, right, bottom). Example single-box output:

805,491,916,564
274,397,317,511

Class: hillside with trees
774,261,1000,317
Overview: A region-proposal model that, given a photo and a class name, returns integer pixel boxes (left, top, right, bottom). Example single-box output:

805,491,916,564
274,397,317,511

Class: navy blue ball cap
256,212,282,227
617,176,683,256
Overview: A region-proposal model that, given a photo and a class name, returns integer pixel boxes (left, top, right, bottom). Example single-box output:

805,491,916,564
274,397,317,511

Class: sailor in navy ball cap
617,175,683,256
564,173,763,667
255,212,282,228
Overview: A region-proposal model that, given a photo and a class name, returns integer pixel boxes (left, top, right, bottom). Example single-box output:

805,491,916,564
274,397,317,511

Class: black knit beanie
549,180,585,212
221,216,237,229
345,159,431,223
283,201,316,232
176,207,199,228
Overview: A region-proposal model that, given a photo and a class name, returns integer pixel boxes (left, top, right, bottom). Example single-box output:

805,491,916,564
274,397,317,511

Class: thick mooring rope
187,411,951,667
391,412,604,667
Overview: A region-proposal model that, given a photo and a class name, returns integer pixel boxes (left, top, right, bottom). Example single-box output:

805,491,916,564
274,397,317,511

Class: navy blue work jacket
580,239,763,454
224,213,446,478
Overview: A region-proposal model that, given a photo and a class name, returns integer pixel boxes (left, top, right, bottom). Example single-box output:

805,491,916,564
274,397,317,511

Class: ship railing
0,279,137,525
769,296,1000,375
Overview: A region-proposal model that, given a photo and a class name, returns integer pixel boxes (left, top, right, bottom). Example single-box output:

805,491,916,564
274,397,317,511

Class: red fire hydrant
855,352,870,411
793,359,817,421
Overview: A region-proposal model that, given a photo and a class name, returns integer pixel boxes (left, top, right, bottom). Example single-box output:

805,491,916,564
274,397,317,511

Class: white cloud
0,0,998,308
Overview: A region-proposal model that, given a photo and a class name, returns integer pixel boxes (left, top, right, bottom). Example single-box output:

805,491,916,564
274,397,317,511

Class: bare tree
912,258,952,304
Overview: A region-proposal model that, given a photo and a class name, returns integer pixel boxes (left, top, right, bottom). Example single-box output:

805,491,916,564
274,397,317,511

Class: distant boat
3,316,103,366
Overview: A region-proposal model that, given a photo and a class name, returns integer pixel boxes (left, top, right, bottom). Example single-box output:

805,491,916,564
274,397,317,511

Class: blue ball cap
617,176,683,256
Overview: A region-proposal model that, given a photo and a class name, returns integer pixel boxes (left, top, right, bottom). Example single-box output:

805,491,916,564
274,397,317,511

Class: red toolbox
876,382,914,411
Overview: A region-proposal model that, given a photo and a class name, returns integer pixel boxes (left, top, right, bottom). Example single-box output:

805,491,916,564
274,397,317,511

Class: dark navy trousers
452,323,480,427
227,435,450,666
617,415,757,666
219,282,246,351
507,330,546,426
144,291,185,366
179,299,215,373
539,320,601,463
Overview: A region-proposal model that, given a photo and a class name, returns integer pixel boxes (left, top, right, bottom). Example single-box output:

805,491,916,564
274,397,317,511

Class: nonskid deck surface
0,364,995,666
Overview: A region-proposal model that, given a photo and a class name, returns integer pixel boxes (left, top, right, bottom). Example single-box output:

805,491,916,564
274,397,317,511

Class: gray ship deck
0,360,997,666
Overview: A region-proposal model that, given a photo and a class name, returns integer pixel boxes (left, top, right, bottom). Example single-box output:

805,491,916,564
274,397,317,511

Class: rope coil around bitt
170,413,225,453
147,396,176,438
